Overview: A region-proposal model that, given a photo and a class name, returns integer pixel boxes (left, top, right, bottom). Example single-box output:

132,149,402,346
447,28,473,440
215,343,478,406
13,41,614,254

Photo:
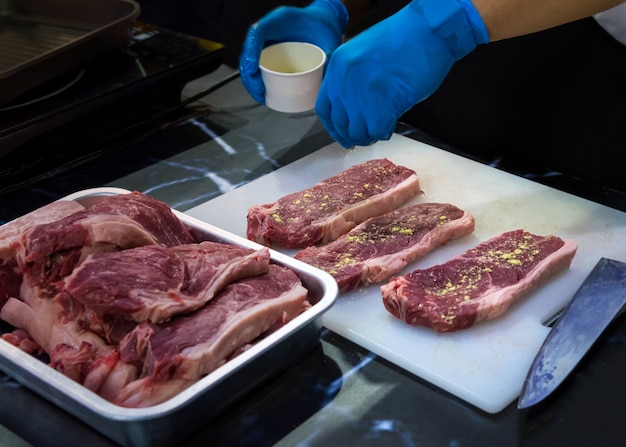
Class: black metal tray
0,0,140,105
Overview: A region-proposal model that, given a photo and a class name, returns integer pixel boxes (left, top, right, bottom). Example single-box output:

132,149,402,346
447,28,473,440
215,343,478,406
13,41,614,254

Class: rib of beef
295,203,475,292
381,229,578,332
114,264,310,407
60,241,271,324
246,158,422,248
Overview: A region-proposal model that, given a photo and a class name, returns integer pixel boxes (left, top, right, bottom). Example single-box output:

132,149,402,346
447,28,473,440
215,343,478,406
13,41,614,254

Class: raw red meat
20,192,195,264
246,158,422,248
0,200,85,306
1,288,108,357
0,291,134,395
115,264,310,407
0,259,21,309
381,230,578,332
0,200,85,259
61,241,271,324
0,328,42,355
295,203,475,292
15,192,197,300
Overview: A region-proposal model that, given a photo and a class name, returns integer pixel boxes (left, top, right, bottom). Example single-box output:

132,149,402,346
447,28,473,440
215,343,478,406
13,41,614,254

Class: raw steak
0,200,85,307
16,192,196,299
246,158,422,248
295,203,475,292
114,264,310,407
0,200,85,260
20,192,196,264
60,241,271,324
381,230,578,332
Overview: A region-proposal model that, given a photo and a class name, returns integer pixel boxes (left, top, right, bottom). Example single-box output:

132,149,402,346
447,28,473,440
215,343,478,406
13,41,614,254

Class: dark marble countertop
0,68,625,447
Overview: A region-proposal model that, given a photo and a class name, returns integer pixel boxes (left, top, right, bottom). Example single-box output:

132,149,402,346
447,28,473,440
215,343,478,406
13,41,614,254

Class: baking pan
0,187,338,447
0,0,140,105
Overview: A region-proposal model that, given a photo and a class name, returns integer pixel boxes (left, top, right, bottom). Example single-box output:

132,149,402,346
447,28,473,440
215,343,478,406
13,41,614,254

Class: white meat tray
186,134,626,414
0,187,338,447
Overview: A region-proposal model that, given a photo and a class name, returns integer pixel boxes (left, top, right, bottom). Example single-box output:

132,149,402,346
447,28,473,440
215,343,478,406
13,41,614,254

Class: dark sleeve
401,17,626,193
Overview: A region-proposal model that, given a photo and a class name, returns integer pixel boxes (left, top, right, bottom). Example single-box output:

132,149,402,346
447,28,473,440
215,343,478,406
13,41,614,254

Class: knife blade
518,257,626,409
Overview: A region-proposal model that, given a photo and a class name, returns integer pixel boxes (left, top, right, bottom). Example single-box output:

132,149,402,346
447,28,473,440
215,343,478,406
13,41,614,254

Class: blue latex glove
316,0,489,148
239,0,349,105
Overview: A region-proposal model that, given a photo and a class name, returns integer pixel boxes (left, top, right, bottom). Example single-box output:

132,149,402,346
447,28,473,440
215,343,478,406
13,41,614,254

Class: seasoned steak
246,158,422,248
381,230,577,332
295,203,475,293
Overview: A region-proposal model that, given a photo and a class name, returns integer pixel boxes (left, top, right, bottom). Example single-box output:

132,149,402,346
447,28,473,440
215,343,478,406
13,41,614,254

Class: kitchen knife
518,257,626,409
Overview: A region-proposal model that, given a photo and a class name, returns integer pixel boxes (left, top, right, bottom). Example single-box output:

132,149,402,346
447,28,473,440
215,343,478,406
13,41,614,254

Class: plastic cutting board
185,134,626,413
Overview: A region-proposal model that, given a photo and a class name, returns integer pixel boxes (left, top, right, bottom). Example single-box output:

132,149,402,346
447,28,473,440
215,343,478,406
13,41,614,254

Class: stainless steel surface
518,257,626,409
0,0,140,105
0,187,338,447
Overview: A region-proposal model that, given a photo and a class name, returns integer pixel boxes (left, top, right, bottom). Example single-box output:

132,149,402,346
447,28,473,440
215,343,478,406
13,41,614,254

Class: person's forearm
472,0,626,41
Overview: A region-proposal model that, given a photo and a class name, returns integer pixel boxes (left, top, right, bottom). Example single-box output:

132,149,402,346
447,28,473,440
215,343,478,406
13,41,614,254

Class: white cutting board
185,134,626,413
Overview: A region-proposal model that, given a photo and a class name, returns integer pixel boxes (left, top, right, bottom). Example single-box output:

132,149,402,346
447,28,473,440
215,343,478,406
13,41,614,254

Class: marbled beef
295,203,475,293
246,158,422,248
0,200,85,260
0,200,85,306
60,241,271,324
114,264,310,407
0,194,315,408
381,230,577,332
20,192,195,264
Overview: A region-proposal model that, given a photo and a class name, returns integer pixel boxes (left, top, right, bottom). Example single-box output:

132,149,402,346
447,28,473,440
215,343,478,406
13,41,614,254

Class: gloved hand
316,0,489,148
239,0,349,105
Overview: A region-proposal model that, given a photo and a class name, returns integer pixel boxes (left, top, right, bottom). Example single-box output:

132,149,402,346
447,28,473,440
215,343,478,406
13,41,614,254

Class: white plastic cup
259,42,326,113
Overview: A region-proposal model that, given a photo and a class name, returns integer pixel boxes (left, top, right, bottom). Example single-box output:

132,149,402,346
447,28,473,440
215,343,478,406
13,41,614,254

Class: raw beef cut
0,200,85,260
16,192,196,300
0,200,85,307
381,230,578,332
60,241,271,324
0,328,41,355
114,264,310,407
295,203,475,293
0,260,21,309
246,158,422,248
20,192,196,264
0,292,136,396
